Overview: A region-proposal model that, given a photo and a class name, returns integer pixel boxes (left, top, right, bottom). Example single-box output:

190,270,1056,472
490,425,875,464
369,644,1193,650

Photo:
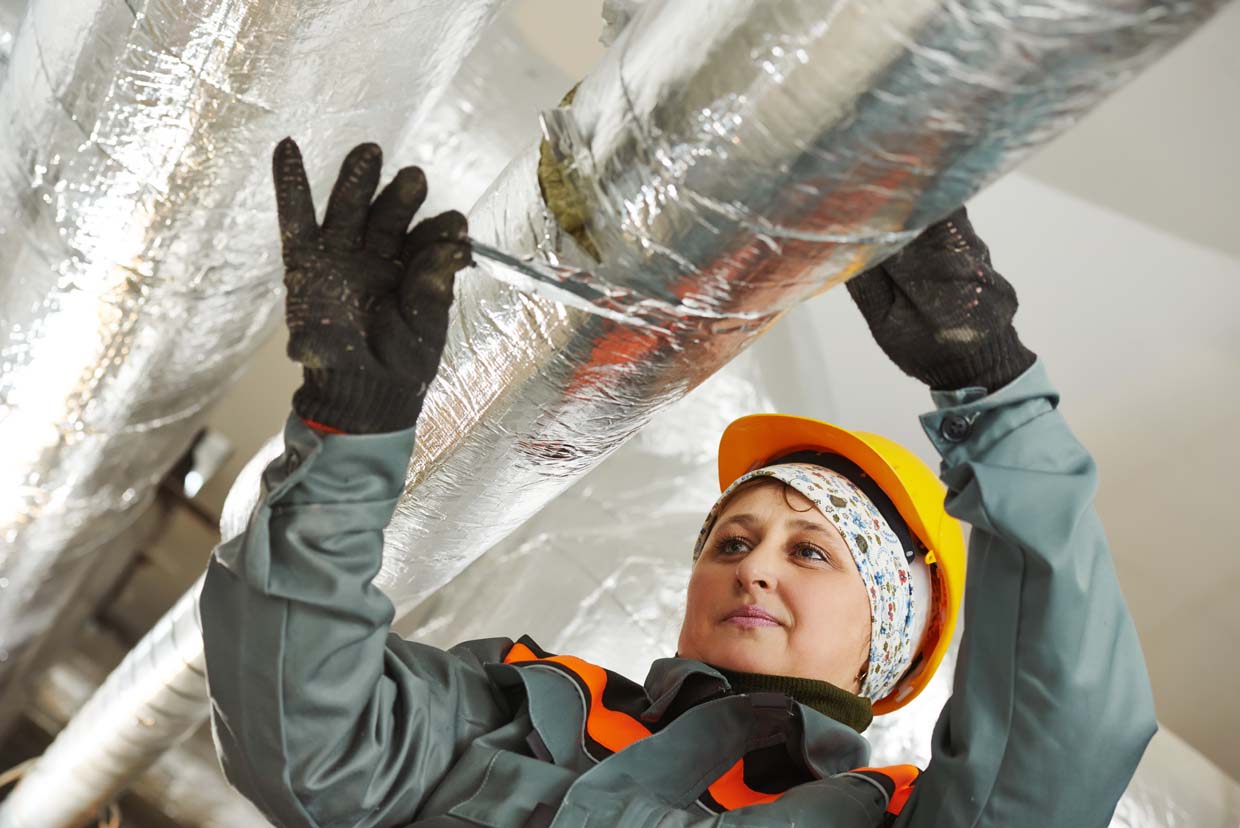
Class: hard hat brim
718,413,935,551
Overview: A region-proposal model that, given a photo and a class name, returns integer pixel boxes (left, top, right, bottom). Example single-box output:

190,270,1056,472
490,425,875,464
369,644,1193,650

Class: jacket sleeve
897,360,1157,828
200,414,513,828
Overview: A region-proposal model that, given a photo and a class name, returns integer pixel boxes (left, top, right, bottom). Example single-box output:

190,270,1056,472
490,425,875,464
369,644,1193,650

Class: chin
702,639,782,676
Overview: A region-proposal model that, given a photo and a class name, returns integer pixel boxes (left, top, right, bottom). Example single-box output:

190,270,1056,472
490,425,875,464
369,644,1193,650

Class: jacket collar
641,656,871,776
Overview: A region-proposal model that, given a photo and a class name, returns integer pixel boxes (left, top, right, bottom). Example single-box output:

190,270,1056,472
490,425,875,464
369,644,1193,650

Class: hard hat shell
716,413,965,715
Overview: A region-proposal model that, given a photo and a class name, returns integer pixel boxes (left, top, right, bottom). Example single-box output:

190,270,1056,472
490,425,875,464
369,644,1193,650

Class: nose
735,546,777,592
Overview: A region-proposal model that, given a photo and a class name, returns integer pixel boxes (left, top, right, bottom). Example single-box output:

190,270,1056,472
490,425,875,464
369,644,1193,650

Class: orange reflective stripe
504,641,538,664
505,641,789,811
852,764,920,815
504,643,652,753
706,759,781,810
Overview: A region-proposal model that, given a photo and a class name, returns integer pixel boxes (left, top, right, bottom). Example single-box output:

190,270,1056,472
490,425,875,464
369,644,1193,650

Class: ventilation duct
29,639,270,827
0,0,505,740
0,15,562,827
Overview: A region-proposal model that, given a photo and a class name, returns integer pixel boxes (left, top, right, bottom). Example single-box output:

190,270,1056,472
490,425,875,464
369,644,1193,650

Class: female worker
199,140,1156,827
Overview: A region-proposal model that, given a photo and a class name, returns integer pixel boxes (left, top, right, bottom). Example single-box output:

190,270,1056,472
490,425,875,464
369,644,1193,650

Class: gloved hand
845,207,1036,393
273,138,472,434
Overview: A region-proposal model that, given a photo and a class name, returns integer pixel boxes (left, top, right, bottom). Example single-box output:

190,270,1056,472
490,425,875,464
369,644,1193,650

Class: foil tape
0,0,505,740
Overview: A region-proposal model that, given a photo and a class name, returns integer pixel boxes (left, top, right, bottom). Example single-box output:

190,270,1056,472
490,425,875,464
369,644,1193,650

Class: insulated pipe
0,0,505,742
26,611,270,827
2,583,208,828
2,0,1226,825
379,0,1224,614
0,18,560,827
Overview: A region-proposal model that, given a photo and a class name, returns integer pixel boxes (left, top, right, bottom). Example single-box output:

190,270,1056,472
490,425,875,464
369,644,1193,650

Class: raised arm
847,210,1156,827
199,140,502,828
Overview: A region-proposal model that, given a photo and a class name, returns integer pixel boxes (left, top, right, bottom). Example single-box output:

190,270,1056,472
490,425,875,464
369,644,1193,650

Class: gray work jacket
200,360,1157,827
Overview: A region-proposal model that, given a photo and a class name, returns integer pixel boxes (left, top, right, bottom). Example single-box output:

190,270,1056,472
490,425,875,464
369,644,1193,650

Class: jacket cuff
259,413,418,507
919,358,1058,468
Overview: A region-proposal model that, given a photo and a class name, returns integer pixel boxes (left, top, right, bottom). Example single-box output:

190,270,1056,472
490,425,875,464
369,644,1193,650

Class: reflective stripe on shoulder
503,637,788,813
504,638,651,755
844,765,920,816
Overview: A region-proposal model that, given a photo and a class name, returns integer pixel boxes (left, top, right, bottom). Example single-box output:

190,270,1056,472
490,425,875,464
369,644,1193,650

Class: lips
723,605,782,628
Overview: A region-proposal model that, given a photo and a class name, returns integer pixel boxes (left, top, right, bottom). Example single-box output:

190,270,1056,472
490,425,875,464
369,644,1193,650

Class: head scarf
693,462,928,701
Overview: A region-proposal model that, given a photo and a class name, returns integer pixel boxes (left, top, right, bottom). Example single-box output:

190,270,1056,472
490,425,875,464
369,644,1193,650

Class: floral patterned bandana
693,462,921,702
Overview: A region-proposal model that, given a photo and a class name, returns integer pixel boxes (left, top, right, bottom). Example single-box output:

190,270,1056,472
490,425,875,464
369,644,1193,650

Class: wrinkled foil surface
378,0,1222,620
0,0,504,734
30,651,270,827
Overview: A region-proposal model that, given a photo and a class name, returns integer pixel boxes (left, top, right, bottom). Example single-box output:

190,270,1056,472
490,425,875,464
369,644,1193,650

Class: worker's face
677,480,871,693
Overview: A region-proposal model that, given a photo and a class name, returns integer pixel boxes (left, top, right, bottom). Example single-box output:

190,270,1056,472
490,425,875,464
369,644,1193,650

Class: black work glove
274,138,472,434
845,207,1036,393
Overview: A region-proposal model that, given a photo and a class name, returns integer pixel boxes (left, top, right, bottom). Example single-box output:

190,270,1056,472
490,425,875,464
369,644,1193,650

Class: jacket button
940,414,972,443
285,448,302,473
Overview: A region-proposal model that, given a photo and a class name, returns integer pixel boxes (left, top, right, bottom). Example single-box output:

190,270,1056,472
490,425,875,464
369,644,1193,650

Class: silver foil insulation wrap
376,0,1222,619
0,584,213,828
0,0,505,735
0,16,562,826
25,625,268,827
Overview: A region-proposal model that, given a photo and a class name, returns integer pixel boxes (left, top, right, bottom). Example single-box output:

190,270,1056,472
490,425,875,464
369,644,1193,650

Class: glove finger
272,138,318,263
365,166,428,259
844,263,897,324
322,142,383,248
400,242,466,338
402,210,469,263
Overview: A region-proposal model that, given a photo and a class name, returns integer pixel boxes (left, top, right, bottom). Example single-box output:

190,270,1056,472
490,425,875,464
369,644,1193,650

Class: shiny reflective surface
0,0,504,731
378,0,1223,622
0,0,504,824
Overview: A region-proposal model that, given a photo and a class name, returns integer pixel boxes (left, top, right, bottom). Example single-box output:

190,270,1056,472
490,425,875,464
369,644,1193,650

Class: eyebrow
716,513,843,542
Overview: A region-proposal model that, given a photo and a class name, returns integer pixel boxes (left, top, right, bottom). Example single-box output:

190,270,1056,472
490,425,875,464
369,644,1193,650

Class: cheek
680,565,726,640
791,573,871,645
683,566,718,623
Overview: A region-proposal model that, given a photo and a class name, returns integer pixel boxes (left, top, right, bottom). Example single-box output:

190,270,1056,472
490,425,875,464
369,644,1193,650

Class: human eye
713,535,751,557
792,543,831,565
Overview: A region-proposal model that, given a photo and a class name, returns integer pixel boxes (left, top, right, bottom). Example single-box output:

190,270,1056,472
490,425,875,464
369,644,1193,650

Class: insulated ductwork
27,622,270,827
1,584,206,828
1,0,1227,825
380,0,1224,614
0,0,505,739
0,16,564,827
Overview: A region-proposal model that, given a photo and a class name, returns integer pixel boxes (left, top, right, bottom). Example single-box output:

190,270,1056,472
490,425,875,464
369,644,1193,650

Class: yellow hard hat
717,413,965,715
